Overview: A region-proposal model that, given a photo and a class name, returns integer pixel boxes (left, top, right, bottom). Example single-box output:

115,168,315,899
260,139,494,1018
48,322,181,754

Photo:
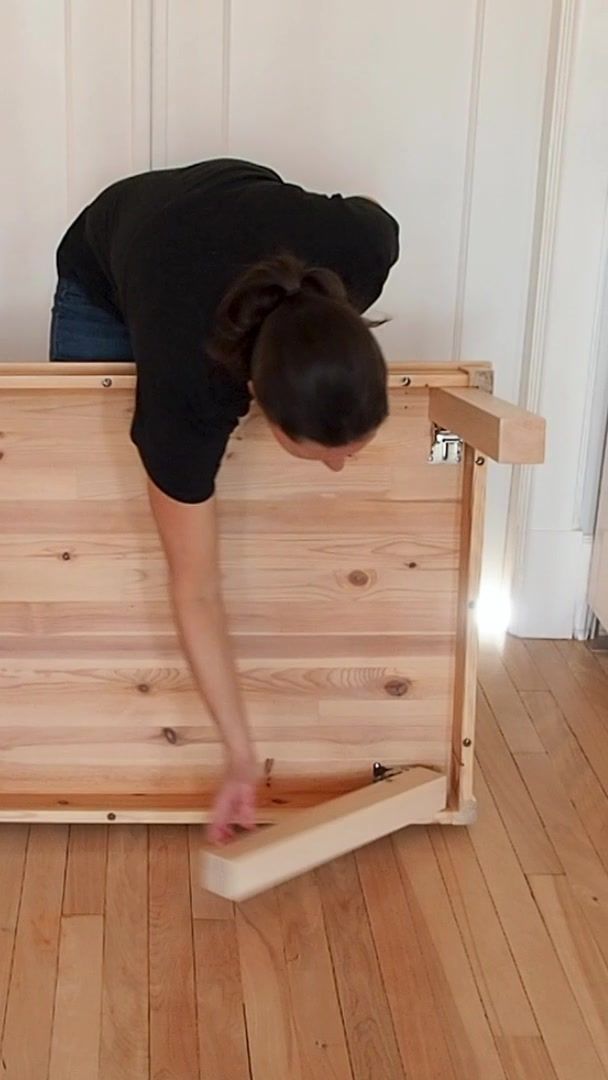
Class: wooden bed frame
0,361,544,899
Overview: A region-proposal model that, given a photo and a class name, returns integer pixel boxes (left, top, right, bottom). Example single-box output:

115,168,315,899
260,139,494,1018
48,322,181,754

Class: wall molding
505,0,580,613
452,0,486,361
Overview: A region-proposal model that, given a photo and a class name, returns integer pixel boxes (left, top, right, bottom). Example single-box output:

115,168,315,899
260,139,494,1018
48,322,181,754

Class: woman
51,158,400,843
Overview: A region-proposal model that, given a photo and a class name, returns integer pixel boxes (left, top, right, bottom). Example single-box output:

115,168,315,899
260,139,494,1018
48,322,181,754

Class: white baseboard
510,529,593,639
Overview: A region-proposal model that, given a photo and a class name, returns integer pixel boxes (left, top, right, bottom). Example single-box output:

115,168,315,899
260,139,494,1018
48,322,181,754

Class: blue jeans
49,278,134,361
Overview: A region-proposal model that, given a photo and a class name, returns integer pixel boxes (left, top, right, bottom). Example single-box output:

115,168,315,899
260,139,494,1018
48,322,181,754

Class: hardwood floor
0,639,607,1080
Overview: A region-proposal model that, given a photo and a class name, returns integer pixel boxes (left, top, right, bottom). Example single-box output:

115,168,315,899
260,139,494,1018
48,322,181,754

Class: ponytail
209,253,389,447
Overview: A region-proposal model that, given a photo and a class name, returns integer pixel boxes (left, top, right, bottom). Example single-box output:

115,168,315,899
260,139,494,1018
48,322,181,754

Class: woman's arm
146,478,257,841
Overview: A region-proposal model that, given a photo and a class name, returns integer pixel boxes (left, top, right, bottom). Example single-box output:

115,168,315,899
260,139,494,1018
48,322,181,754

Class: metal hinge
428,424,463,465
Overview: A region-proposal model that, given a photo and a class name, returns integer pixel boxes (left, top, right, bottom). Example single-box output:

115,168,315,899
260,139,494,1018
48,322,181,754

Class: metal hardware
475,456,486,466
401,375,412,387
463,738,472,747
428,424,463,465
101,377,113,388
372,761,403,782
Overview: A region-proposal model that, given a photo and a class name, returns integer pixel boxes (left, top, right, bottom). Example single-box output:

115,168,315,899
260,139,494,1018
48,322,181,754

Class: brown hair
209,254,388,446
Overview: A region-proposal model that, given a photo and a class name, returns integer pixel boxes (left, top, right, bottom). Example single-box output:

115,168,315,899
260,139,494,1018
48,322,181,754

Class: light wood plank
189,826,234,919
99,826,148,1080
357,836,459,1079
393,826,507,1079
525,641,608,793
193,920,251,1080
529,875,608,1073
276,873,352,1079
0,826,28,1041
522,690,608,873
149,826,199,1080
478,649,545,753
48,915,104,1080
430,825,539,1037
476,690,562,873
429,387,545,463
317,854,405,1079
501,635,547,691
202,769,447,901
1,826,68,1080
470,768,605,1080
63,824,107,914
237,890,304,1080
450,445,485,807
515,753,608,968
496,1036,559,1080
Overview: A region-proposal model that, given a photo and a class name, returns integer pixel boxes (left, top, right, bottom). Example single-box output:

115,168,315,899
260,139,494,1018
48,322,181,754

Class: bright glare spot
476,583,512,643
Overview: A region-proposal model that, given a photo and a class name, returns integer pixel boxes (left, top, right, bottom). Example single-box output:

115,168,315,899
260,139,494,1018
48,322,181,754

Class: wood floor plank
277,873,352,1080
470,768,605,1080
521,690,608,873
63,824,107,915
476,690,561,874
393,826,507,1080
0,826,28,1040
529,875,608,1074
99,826,149,1080
189,826,234,919
1,826,68,1080
477,649,545,753
357,837,458,1080
236,890,304,1080
556,640,608,719
496,1036,559,1080
149,826,199,1080
500,636,547,692
429,826,539,1037
48,915,104,1080
525,641,608,794
515,753,608,968
317,854,405,1080
193,920,251,1080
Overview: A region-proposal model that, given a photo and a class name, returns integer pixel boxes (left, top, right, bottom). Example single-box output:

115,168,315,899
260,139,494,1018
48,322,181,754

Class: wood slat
63,824,108,915
189,826,234,919
470,769,605,1080
476,691,562,874
429,826,539,1037
149,826,199,1079
99,826,149,1080
317,854,405,1079
515,753,608,968
0,826,68,1080
193,920,251,1080
237,890,305,1080
525,641,608,794
429,388,545,464
0,826,28,1040
48,916,104,1080
276,873,352,1079
522,690,608,873
393,826,507,1079
357,836,459,1079
529,875,608,1074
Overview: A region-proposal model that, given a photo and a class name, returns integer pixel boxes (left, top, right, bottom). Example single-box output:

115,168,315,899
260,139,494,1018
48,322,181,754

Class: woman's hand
208,753,258,846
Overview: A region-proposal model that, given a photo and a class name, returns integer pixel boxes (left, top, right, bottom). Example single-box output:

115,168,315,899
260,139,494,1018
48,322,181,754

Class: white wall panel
152,0,226,167
227,0,479,361
0,0,151,362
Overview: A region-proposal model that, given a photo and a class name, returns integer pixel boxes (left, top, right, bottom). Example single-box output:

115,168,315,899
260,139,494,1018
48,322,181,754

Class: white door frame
507,0,608,639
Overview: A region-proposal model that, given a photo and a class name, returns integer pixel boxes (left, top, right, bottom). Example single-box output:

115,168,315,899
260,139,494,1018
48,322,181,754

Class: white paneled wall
1,0,606,634
0,0,151,361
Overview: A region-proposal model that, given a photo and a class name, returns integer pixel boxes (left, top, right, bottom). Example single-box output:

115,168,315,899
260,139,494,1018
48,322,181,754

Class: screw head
107,812,116,821
463,738,472,747
401,376,412,387
101,377,113,388
475,456,485,466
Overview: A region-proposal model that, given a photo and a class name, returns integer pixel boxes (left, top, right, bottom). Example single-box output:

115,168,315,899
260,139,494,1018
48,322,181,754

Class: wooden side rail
429,388,545,464
201,767,447,901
